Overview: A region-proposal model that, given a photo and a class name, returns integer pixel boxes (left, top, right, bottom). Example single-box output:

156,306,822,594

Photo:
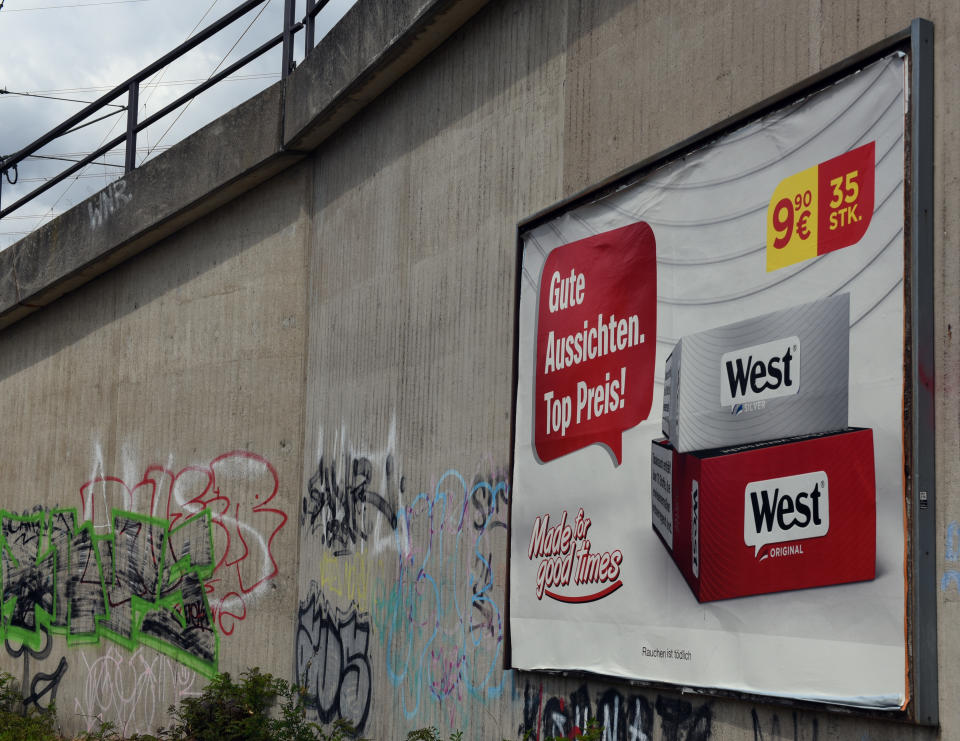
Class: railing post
125,80,139,172
304,0,316,54
282,0,296,79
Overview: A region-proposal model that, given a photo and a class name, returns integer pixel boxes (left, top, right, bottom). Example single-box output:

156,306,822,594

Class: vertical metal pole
282,0,296,79
305,0,316,55
910,16,937,727
125,80,139,172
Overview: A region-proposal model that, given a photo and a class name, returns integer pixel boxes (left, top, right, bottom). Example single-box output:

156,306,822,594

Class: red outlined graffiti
78,451,287,636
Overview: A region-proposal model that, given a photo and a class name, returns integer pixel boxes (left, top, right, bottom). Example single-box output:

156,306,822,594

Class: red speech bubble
535,222,657,465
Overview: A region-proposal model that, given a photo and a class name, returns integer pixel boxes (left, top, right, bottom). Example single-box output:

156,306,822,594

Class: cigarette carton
651,428,875,602
661,294,849,452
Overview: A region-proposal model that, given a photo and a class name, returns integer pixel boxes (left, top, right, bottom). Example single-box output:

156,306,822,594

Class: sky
0,0,356,250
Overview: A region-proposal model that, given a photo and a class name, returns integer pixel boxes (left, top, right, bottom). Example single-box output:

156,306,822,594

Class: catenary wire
23,0,250,229
17,74,277,96
0,89,126,108
2,0,150,11
140,0,272,163
132,0,222,165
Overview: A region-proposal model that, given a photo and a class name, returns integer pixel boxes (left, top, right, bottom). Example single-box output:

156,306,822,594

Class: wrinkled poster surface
511,54,907,708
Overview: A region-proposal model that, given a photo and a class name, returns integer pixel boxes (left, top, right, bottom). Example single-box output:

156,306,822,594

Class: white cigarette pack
661,294,849,452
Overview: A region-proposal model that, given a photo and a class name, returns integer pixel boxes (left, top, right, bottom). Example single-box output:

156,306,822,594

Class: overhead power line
0,89,126,108
13,75,278,96
3,213,63,220
11,0,279,231
18,146,171,158
27,153,125,167
2,0,150,11
15,171,124,183
141,0,273,163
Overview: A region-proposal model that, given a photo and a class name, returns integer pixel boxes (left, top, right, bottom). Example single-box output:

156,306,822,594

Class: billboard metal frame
511,18,936,724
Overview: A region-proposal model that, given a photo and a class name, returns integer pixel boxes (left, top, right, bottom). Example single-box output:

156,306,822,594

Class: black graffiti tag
295,584,371,733
301,454,401,556
520,682,710,741
4,627,69,711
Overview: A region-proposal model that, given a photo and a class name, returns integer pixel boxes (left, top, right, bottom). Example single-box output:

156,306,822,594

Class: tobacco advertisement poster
510,54,908,708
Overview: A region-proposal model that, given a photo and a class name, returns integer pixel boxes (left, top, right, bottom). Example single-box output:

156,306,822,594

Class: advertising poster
510,53,908,708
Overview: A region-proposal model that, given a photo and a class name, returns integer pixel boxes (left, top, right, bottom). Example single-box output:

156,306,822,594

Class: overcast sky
0,0,355,250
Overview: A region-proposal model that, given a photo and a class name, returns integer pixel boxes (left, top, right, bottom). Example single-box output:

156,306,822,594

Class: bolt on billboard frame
508,19,936,723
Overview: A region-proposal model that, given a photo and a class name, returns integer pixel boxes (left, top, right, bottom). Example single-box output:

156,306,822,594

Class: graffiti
751,708,818,741
942,521,960,592
470,472,509,533
312,551,373,609
0,448,286,721
87,179,131,228
1,513,54,635
4,626,68,711
79,450,287,636
1,506,219,677
75,644,201,736
302,452,401,556
383,467,510,726
295,582,372,733
655,697,711,741
519,682,711,741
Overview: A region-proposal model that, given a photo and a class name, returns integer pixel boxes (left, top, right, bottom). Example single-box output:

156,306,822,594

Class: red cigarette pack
650,428,876,602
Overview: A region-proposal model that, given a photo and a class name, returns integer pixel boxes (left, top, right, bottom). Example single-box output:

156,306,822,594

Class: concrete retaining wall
1,0,957,739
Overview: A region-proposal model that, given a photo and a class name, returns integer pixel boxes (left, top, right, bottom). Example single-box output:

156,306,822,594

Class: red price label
766,142,875,271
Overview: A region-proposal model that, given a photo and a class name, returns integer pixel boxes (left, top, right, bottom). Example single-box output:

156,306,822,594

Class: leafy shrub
162,668,280,741
522,717,605,741
0,671,21,714
0,671,59,741
404,730,463,741
161,668,363,741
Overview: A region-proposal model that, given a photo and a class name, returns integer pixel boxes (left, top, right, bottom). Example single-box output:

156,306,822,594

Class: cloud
1,0,356,249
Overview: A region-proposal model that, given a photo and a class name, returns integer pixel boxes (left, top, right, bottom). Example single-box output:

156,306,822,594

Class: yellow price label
766,166,818,272
766,143,875,272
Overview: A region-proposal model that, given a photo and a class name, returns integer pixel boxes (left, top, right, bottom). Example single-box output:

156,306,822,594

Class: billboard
510,52,911,708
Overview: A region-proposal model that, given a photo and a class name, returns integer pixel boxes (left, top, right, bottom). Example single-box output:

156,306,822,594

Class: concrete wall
0,161,310,735
1,0,958,739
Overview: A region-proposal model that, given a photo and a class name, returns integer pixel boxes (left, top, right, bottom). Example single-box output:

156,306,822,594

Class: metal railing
0,0,333,223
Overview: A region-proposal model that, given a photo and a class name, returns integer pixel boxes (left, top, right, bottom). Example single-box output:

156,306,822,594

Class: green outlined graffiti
1,510,57,649
1,507,219,678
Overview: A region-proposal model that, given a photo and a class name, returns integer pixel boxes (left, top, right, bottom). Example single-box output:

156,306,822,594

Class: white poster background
510,55,907,708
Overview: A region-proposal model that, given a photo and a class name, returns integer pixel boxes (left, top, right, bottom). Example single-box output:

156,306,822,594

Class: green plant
544,718,603,741
76,719,118,741
0,672,21,715
271,677,359,741
317,718,365,741
0,671,59,741
405,729,463,741
534,717,605,741
573,718,604,741
161,667,366,741
162,667,280,741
